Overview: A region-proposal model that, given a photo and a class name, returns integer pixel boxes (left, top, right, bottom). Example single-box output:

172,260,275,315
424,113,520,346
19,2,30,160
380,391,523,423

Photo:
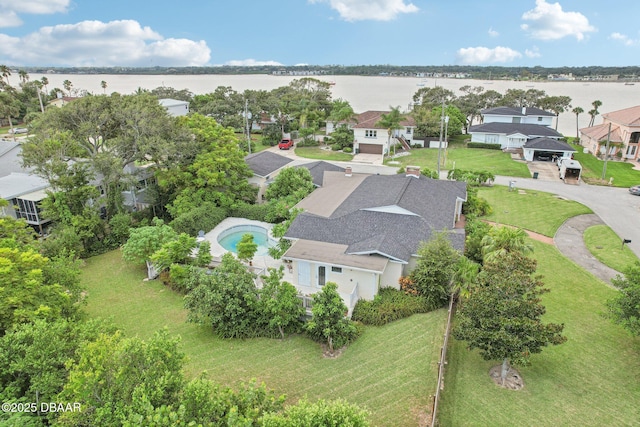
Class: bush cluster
467,142,502,150
351,287,432,325
169,202,228,235
228,202,271,222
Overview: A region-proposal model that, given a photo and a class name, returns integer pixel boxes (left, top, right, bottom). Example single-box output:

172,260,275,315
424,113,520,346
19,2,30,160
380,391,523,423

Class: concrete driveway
527,161,560,181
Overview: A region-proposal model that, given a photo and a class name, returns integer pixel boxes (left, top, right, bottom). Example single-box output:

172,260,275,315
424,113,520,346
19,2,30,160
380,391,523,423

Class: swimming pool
216,224,276,256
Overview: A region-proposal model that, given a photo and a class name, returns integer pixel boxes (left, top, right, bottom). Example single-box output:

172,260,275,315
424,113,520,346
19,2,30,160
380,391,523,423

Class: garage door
358,143,383,154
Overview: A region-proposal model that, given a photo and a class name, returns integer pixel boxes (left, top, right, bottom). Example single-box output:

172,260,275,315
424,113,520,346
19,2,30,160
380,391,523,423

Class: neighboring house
159,98,189,117
522,137,576,162
0,172,51,234
245,151,294,200
328,110,423,155
297,160,345,187
48,96,79,108
468,122,563,150
579,105,640,161
0,141,30,177
283,167,467,314
481,106,555,127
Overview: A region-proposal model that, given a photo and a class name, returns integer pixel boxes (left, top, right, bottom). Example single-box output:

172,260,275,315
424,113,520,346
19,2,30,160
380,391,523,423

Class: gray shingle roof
296,161,345,187
468,122,563,138
523,137,576,151
245,151,293,178
285,174,467,262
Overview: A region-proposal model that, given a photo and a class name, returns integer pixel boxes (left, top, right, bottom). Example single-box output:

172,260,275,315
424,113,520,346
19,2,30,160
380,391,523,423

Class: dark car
629,185,640,196
537,153,551,161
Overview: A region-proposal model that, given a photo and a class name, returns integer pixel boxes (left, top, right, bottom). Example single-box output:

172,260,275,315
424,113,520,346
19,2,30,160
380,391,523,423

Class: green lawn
294,146,354,161
477,185,593,237
571,144,640,187
583,224,640,273
81,250,445,427
387,146,531,178
439,241,640,426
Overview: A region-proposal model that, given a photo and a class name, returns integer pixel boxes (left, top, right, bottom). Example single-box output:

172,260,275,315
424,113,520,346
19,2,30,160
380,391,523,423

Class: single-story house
282,166,467,313
48,96,79,108
522,137,576,161
245,151,294,200
296,161,345,187
481,106,555,127
579,105,640,161
468,122,563,149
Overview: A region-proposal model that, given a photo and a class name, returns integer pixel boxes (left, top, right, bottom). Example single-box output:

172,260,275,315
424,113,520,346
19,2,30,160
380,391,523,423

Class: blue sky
0,0,637,67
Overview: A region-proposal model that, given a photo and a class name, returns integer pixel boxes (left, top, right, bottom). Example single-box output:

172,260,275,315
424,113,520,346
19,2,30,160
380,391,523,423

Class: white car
8,127,28,134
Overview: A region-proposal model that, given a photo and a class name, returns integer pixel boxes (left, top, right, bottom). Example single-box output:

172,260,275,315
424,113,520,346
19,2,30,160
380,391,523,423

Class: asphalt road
494,175,640,258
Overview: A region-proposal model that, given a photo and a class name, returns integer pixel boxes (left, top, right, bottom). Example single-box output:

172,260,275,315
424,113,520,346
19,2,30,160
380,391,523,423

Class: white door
298,262,310,286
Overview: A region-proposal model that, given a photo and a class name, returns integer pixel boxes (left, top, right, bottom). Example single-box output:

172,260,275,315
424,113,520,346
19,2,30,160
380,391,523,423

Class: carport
523,137,576,162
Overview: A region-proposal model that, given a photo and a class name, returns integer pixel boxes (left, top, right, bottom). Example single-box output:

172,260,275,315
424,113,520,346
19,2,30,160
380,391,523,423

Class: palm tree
40,76,49,93
101,80,107,94
451,256,480,301
588,100,602,126
572,106,584,140
481,226,533,262
18,70,28,83
376,106,405,157
63,79,73,96
0,91,21,140
0,64,11,85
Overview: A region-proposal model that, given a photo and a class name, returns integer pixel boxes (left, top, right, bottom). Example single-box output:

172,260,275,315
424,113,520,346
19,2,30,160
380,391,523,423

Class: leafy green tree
539,95,572,130
122,218,178,277
0,90,20,137
150,233,199,272
607,261,640,335
305,282,359,354
409,233,461,308
455,85,485,132
327,98,356,124
265,167,315,202
453,252,566,385
412,86,456,110
464,218,492,263
261,398,370,426
326,124,354,150
184,253,260,338
57,329,185,426
236,233,258,264
259,267,304,339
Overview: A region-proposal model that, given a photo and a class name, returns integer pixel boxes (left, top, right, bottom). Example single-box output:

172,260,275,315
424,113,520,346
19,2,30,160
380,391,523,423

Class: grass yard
439,241,640,426
478,185,593,237
583,224,640,273
81,250,445,427
387,146,531,178
571,145,640,188
294,146,354,161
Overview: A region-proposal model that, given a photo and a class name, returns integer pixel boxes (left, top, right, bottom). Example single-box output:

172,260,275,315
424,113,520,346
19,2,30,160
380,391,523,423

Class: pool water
217,230,275,256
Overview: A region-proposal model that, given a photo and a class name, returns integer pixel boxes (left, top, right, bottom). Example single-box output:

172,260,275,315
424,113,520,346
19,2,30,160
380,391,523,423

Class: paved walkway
553,214,621,285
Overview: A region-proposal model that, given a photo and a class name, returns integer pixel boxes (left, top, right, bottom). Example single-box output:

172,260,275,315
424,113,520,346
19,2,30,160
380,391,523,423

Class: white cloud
609,32,638,47
0,20,211,66
224,59,283,66
309,0,418,21
525,46,541,58
456,46,522,65
0,0,70,27
521,0,595,41
488,27,499,37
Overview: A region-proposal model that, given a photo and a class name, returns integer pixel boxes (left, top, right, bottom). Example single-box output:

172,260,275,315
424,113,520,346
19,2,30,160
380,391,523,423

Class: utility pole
437,97,445,178
244,98,251,154
601,122,611,180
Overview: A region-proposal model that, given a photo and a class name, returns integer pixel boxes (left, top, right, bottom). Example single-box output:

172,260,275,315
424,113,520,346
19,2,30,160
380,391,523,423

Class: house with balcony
0,173,51,234
282,166,467,315
579,105,640,161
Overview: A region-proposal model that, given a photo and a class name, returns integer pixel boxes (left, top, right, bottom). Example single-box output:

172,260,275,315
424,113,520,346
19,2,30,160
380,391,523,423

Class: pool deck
203,217,291,281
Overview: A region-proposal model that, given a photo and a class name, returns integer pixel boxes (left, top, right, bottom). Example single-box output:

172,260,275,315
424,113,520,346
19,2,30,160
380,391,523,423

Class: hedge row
351,287,432,326
467,142,502,150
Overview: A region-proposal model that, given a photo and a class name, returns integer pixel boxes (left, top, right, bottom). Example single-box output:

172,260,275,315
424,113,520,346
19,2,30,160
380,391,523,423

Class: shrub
228,203,270,222
331,143,341,151
343,147,353,153
467,142,502,150
296,139,320,147
170,203,227,236
351,288,432,325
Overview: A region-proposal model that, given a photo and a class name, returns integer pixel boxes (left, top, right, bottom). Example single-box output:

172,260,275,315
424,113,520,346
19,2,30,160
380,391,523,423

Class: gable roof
245,151,293,178
351,110,416,129
523,137,576,151
285,174,467,263
0,172,50,200
469,122,563,138
600,105,640,127
481,106,555,117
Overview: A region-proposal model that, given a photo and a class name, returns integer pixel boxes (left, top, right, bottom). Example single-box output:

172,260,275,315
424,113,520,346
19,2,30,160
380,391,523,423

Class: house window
365,130,377,138
512,117,521,124
318,266,326,287
537,117,543,122
12,198,43,224
406,127,412,134
331,266,342,273
486,134,499,144
626,145,637,156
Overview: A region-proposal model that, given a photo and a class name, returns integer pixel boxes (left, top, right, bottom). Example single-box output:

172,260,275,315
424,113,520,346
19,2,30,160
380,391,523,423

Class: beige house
579,105,640,160
283,167,467,314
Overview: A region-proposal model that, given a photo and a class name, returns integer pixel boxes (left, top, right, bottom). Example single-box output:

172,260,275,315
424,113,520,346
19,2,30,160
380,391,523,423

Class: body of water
27,73,640,137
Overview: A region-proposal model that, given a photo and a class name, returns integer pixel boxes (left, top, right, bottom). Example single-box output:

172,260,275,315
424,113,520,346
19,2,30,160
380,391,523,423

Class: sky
0,0,637,68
